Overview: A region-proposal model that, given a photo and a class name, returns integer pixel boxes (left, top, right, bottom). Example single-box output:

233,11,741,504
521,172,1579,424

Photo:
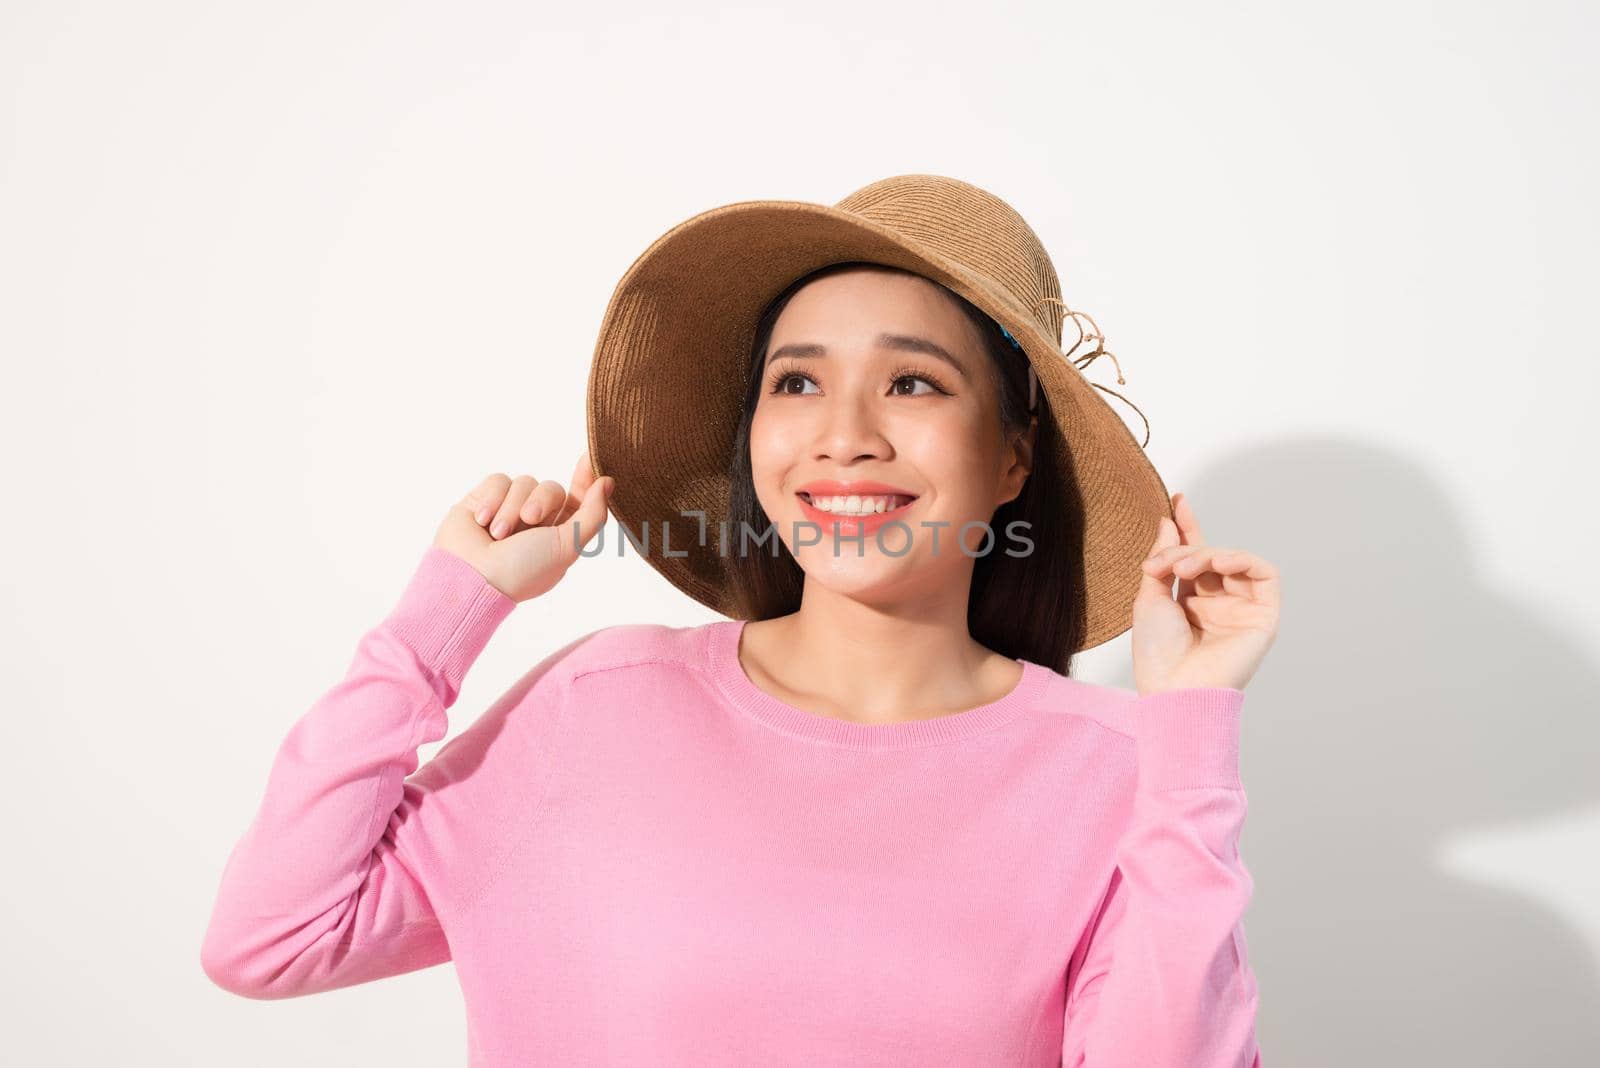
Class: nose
812,390,892,464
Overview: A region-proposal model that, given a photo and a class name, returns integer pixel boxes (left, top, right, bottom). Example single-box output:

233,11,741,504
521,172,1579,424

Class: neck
745,578,1016,725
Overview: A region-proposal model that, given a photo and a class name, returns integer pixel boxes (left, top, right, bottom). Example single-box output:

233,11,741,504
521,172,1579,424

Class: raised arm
1061,687,1262,1067
199,546,516,998
199,463,609,999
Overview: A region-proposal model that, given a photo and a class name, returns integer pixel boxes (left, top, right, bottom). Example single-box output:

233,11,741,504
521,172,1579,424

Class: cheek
747,408,799,503
897,417,997,501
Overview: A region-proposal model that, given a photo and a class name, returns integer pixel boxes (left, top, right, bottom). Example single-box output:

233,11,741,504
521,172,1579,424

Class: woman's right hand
431,450,615,604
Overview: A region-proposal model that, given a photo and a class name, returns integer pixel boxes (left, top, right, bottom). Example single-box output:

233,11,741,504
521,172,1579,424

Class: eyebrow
765,333,970,379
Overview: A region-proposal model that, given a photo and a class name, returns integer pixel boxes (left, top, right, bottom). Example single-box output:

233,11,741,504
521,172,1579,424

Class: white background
4,1,1597,1063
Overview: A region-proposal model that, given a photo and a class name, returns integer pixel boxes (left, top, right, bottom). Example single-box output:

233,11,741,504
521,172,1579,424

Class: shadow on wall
1106,435,1600,1066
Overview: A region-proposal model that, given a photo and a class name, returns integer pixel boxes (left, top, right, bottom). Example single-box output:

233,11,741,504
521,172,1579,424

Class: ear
997,415,1038,505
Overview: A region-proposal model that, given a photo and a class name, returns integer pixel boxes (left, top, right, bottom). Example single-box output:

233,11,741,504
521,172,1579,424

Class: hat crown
834,174,1066,345
587,173,1169,651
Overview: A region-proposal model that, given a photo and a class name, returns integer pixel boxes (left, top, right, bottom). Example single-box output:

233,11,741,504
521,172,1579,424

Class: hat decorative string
997,295,1152,449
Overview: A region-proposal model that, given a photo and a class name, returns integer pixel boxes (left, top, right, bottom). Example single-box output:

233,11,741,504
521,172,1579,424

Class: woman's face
749,267,1034,607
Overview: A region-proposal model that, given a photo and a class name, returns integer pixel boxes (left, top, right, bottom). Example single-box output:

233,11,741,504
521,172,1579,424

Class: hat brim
586,198,1171,650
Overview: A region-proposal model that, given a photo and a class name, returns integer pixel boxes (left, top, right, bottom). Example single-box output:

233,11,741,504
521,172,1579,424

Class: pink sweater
201,546,1263,1066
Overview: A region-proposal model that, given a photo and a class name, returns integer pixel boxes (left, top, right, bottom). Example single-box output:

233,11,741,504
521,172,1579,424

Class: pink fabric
201,546,1262,1066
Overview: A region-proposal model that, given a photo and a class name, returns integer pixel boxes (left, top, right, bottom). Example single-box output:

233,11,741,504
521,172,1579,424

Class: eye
891,372,942,397
764,362,953,397
767,369,820,395
889,366,953,397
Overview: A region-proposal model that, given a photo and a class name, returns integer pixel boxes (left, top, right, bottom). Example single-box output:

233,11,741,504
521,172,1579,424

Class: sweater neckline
706,619,1047,749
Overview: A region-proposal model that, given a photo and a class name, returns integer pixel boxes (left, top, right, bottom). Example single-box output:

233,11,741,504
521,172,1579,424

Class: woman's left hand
1131,492,1281,696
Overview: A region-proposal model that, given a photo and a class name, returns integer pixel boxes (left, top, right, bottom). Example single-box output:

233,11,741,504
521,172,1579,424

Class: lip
795,479,919,498
794,482,919,536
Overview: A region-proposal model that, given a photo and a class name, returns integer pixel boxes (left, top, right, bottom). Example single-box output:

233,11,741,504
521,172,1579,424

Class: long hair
723,260,1088,675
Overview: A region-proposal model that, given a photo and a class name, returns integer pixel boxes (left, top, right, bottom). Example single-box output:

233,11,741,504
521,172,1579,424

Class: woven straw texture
586,174,1172,650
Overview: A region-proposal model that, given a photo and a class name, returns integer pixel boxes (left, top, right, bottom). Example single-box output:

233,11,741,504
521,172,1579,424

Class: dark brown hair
724,260,1088,675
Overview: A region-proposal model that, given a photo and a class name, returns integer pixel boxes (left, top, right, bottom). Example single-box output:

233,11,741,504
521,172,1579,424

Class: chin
791,543,930,596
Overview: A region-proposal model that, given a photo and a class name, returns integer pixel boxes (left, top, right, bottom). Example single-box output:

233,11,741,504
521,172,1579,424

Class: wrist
382,546,518,693
1130,686,1246,792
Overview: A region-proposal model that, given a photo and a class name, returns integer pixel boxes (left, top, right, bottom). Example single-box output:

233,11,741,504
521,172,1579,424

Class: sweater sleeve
199,546,518,999
1061,687,1263,1067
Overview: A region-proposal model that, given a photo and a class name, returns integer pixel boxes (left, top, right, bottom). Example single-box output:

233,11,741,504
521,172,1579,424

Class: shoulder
1017,667,1148,800
532,619,720,688
1026,664,1141,744
460,621,715,743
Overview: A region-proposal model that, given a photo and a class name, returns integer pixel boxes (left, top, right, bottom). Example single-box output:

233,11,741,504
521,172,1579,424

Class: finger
520,479,570,526
1138,516,1182,599
462,472,512,527
1142,540,1205,573
1145,543,1217,605
1171,491,1206,546
1144,514,1180,559
551,452,598,527
1166,548,1279,608
1172,548,1224,602
554,476,613,561
1168,546,1238,579
1168,493,1205,602
490,475,537,539
1171,547,1273,583
571,450,596,496
1153,546,1241,587
1210,549,1282,608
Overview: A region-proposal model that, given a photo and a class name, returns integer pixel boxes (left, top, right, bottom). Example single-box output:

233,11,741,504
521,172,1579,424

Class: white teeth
805,494,912,515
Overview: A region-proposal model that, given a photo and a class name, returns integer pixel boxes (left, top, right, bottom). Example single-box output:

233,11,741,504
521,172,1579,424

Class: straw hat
585,173,1172,650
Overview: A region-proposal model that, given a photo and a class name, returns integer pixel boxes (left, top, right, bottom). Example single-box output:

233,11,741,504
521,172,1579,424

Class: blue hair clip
997,324,1039,412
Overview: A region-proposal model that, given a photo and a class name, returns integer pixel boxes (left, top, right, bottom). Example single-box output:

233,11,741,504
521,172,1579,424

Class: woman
201,175,1277,1066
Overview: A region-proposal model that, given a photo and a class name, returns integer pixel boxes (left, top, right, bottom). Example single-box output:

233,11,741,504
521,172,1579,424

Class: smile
797,492,917,517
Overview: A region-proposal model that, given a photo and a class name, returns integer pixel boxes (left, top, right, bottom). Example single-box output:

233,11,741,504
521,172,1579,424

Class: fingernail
475,504,493,525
